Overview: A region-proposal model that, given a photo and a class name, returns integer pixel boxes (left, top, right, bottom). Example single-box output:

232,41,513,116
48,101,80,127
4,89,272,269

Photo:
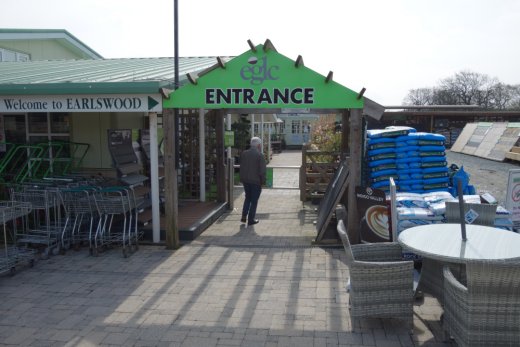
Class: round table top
398,223,520,263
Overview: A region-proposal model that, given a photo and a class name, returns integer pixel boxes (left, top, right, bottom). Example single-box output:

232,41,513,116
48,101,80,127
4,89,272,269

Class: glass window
3,115,26,143
291,120,300,134
279,121,286,134
50,113,70,133
28,135,48,144
28,113,48,133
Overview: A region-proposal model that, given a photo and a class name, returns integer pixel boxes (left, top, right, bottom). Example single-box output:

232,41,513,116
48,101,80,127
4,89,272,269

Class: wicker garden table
399,224,520,345
399,223,520,305
398,223,520,263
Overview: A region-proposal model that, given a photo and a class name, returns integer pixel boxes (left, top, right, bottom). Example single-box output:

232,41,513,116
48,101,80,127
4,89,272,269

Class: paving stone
0,151,454,346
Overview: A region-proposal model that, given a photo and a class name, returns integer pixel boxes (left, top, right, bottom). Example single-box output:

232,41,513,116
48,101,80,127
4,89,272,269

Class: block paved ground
0,151,451,347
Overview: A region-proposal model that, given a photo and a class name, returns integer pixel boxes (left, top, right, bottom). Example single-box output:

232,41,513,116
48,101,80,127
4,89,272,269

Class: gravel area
446,150,520,206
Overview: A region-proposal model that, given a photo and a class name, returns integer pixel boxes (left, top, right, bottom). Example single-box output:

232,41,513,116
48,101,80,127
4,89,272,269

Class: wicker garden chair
336,214,415,330
445,201,497,226
420,202,497,304
443,260,520,346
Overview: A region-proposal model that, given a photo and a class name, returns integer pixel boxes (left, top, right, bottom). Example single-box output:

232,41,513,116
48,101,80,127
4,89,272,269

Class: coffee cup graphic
364,205,389,239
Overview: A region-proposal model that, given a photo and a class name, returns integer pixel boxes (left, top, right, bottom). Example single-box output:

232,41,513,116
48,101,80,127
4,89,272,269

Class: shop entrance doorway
163,40,383,246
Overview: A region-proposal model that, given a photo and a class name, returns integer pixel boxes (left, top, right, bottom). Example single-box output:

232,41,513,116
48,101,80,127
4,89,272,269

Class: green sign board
266,167,273,188
164,44,364,110
224,131,234,147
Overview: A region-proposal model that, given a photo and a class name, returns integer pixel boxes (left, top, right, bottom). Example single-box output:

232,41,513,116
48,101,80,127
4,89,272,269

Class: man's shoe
240,216,247,223
248,219,259,226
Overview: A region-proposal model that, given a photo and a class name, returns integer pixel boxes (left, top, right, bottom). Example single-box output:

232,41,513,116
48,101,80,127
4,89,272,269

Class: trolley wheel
9,267,16,276
51,247,60,256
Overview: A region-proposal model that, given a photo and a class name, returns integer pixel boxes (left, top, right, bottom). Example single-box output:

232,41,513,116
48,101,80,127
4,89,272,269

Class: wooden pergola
161,40,384,248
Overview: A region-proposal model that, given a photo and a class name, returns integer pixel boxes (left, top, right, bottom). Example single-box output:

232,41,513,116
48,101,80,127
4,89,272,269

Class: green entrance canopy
163,42,364,109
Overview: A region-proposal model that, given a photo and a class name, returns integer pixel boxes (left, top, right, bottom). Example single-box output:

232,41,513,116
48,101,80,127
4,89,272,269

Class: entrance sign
506,169,520,230
0,94,163,113
164,44,364,109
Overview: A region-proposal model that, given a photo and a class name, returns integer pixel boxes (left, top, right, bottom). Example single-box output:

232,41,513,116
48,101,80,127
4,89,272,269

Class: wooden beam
247,39,257,52
341,110,350,155
347,108,362,244
163,108,180,249
215,110,227,202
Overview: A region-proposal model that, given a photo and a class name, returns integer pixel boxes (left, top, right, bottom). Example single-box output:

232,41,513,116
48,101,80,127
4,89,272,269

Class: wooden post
347,108,362,244
163,108,180,249
341,110,350,155
340,110,350,208
300,145,307,202
215,110,226,202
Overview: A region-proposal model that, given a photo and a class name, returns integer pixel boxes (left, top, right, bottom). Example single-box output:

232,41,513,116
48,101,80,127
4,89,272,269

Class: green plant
310,115,341,152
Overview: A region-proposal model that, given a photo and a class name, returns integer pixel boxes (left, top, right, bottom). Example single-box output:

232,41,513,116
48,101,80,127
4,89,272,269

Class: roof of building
0,56,231,95
0,28,103,60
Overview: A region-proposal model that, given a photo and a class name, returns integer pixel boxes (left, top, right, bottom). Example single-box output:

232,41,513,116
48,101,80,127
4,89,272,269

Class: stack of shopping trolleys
0,177,142,275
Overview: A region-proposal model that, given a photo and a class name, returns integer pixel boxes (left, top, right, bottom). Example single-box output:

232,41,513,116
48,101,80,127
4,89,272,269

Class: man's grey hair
250,137,262,147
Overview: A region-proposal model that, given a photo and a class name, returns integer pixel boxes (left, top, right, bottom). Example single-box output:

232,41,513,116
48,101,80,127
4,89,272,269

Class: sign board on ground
506,169,520,230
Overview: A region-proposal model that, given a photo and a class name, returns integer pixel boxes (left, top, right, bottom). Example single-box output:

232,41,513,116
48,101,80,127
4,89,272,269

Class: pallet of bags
366,127,416,192
394,132,449,193
366,128,450,194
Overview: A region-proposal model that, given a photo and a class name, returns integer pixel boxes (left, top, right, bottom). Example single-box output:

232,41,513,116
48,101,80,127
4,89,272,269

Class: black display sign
355,186,391,242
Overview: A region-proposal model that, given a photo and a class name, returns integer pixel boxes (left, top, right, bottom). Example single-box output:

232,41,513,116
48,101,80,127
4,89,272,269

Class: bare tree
403,70,520,109
403,88,434,105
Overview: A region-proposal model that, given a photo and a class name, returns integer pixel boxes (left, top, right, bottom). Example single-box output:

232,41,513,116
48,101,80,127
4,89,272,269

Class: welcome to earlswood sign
0,94,162,113
163,43,364,109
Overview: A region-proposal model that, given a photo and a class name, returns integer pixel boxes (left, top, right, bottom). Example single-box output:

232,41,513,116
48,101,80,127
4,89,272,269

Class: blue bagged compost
421,156,447,163
367,137,396,144
367,127,448,194
367,126,416,138
395,145,420,153
368,142,396,150
369,152,397,161
367,147,395,157
423,167,449,174
396,157,421,164
419,145,446,152
368,158,395,167
372,174,398,183
407,132,445,142
450,166,475,196
370,168,398,178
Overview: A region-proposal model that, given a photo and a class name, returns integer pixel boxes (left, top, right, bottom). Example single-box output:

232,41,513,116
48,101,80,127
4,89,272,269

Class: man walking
239,137,266,226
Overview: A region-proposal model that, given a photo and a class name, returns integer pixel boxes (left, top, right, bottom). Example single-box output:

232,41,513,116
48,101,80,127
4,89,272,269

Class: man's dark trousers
242,182,262,223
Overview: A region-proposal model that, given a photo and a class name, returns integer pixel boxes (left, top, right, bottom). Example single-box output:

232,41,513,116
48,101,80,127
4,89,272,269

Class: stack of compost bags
367,127,449,193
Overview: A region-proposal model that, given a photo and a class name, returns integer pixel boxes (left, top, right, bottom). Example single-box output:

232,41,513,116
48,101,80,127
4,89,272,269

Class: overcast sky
1,0,520,105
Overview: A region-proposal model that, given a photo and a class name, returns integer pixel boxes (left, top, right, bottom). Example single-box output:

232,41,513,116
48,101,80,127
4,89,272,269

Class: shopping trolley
10,186,63,258
0,201,36,275
92,186,139,257
60,186,99,252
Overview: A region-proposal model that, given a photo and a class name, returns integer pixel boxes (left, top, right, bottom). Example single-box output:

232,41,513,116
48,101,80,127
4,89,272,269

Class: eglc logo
240,56,279,85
